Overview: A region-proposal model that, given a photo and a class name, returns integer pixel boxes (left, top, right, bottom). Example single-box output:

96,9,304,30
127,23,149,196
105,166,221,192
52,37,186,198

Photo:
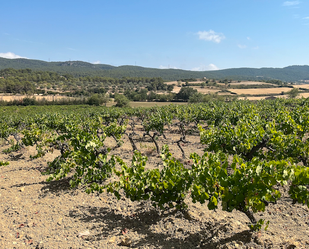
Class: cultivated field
230,87,293,95
171,86,182,93
1,101,309,248
238,96,284,100
238,92,309,101
171,86,220,94
165,81,205,85
166,80,295,97
191,86,223,94
293,84,309,89
106,101,188,108
298,92,309,98
225,81,277,86
0,94,77,102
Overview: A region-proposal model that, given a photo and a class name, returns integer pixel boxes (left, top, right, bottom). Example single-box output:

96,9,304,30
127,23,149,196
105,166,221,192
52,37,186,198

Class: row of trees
122,86,232,103
0,69,174,95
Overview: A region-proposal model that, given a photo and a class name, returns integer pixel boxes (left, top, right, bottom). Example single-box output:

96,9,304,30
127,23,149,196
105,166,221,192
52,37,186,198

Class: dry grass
230,87,293,95
239,93,309,100
166,80,277,86
298,93,309,98
228,81,277,86
165,80,205,85
293,85,309,89
191,86,219,94
171,86,182,94
165,81,178,85
0,95,77,102
171,86,220,94
238,96,286,100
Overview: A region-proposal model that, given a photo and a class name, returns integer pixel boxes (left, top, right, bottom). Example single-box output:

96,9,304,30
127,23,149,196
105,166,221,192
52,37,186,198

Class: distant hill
0,57,309,82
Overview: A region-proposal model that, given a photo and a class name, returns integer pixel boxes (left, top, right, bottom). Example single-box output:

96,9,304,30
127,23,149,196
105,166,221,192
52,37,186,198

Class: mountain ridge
0,57,309,82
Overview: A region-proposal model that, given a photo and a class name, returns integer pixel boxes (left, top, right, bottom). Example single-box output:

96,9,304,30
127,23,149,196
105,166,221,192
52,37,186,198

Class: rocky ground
0,130,309,248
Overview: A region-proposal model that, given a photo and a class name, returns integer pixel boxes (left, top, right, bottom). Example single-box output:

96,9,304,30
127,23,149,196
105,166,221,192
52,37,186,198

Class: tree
147,91,157,101
188,93,204,103
167,84,174,92
22,97,37,106
114,94,130,107
287,88,299,98
175,87,198,101
87,94,109,106
139,89,148,101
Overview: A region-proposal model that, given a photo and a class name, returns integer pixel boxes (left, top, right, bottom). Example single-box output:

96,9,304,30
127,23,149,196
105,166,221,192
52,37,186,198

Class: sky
1,0,309,71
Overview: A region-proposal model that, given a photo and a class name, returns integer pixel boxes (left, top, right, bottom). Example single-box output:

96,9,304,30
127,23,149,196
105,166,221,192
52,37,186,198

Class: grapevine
0,99,308,233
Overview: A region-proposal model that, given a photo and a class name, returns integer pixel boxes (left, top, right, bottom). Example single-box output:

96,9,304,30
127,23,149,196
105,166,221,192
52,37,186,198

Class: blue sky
1,0,309,71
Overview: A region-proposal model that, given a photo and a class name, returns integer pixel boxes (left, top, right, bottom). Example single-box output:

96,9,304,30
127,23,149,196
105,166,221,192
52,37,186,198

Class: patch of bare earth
1,128,309,248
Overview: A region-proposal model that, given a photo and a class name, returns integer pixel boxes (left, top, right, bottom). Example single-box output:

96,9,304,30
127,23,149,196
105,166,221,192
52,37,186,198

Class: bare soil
1,128,309,248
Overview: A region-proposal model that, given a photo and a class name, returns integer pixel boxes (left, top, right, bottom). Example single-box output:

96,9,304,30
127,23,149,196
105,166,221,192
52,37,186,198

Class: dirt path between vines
0,132,309,248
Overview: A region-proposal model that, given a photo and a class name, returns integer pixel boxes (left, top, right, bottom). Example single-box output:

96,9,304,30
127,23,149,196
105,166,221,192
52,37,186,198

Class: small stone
235,221,242,226
108,236,116,243
20,187,25,192
120,237,131,247
78,230,90,237
57,218,63,225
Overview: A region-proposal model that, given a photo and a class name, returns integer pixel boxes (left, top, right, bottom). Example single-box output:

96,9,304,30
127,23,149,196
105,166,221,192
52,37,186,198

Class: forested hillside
0,68,171,98
1,57,309,82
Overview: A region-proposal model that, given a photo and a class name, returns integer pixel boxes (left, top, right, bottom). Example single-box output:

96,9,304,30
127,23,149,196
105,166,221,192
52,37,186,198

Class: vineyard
1,99,309,248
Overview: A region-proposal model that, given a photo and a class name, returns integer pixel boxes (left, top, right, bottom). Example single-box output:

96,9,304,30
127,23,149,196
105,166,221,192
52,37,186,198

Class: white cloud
253,46,259,50
92,60,101,64
283,1,300,6
207,64,219,70
303,16,309,19
0,52,27,59
191,64,219,71
247,37,251,40
197,30,225,43
238,44,247,49
159,65,179,69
